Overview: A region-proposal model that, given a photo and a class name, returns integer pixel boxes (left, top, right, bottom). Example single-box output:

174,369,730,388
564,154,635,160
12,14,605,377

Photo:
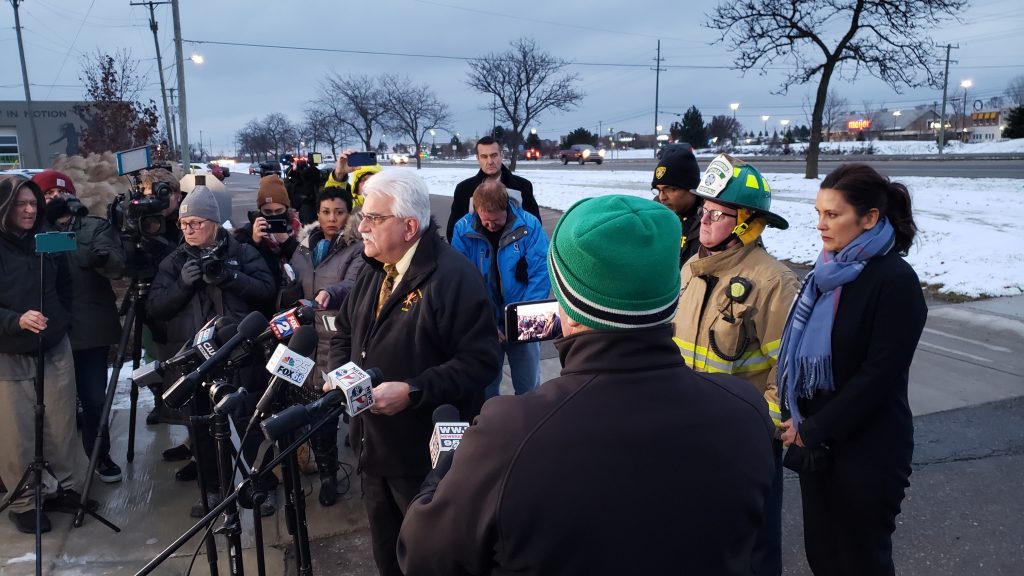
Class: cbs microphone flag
325,362,374,417
265,344,315,387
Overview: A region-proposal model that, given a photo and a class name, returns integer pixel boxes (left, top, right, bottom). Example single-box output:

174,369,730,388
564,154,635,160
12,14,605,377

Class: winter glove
204,265,232,286
180,260,203,286
86,248,110,268
515,257,529,284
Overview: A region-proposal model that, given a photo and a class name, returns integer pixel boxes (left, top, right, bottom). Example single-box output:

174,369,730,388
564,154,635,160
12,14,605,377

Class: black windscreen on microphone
432,404,460,425
293,305,316,325
286,325,318,357
237,310,269,340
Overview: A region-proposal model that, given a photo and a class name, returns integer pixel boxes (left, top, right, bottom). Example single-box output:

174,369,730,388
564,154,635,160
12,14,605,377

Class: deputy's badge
696,154,733,197
655,166,667,180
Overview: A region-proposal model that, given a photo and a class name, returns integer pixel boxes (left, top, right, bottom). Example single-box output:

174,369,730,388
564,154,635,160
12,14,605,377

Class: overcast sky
2,0,1021,156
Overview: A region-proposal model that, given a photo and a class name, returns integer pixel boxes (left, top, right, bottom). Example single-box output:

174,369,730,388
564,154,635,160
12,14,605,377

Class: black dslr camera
198,252,229,284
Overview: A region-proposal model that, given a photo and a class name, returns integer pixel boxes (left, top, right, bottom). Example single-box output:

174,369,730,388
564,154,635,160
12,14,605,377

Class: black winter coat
796,250,927,473
148,229,276,353
0,231,72,354
397,325,776,576
446,165,540,242
328,221,500,477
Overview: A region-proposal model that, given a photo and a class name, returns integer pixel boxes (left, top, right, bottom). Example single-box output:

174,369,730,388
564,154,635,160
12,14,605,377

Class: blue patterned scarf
779,217,895,428
312,238,332,268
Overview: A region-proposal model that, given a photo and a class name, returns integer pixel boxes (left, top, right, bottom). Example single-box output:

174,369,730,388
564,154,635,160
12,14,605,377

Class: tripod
135,394,342,576
73,275,153,527
0,240,117,576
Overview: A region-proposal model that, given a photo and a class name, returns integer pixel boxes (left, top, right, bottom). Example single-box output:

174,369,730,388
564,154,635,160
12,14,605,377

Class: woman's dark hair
820,163,917,255
0,176,45,235
316,186,353,213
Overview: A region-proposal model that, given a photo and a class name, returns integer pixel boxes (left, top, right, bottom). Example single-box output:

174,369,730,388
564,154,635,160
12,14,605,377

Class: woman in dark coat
779,164,927,576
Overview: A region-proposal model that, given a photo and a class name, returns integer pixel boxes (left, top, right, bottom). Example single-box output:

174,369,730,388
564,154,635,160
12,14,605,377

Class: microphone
324,363,384,417
260,389,345,441
261,305,316,343
131,317,233,388
253,325,319,418
162,311,267,408
428,404,469,468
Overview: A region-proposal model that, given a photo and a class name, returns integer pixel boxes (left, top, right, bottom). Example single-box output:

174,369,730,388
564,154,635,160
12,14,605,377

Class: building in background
0,101,87,169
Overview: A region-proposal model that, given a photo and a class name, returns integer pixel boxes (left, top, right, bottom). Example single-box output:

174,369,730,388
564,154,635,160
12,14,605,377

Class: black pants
799,459,909,576
362,473,424,576
73,346,112,458
752,439,783,575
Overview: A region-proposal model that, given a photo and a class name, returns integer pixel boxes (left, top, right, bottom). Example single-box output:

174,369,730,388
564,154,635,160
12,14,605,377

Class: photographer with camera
1,176,96,534
34,171,126,484
285,155,324,225
234,175,303,314
147,186,279,516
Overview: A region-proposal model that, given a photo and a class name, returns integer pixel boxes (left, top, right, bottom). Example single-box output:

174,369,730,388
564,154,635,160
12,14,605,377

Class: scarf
312,237,333,268
779,217,895,428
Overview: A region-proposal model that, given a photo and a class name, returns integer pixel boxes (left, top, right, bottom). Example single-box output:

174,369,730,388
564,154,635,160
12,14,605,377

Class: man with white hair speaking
327,170,500,576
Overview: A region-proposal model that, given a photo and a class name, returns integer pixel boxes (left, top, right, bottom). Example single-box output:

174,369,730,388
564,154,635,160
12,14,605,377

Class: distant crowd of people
1,137,926,576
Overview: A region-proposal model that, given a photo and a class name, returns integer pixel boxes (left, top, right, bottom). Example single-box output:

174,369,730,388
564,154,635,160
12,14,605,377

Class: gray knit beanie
179,185,221,223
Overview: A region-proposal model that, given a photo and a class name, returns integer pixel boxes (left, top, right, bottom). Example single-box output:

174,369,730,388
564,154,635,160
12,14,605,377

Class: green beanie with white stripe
548,194,681,330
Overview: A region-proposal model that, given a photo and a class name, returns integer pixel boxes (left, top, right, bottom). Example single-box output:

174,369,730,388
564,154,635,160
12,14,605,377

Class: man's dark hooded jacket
328,220,500,477
446,165,540,242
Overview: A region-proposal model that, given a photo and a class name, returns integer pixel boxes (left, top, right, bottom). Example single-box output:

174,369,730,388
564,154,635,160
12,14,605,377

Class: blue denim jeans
73,346,112,459
485,340,541,399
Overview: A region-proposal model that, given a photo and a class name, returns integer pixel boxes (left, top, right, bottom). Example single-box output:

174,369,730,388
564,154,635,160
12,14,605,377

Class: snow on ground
606,138,1024,159
417,167,1024,298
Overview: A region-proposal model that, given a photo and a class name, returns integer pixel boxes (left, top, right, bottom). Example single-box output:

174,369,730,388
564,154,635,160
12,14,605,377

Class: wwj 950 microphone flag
254,325,319,418
429,404,469,468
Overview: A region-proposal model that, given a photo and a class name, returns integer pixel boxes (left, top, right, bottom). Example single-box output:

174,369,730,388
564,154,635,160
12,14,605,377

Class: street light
780,119,790,141
430,129,436,157
892,110,902,133
730,102,740,118
189,53,204,65
960,79,973,141
761,115,770,141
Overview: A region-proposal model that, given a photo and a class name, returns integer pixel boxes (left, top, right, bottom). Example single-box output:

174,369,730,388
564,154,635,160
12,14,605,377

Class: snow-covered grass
607,138,1024,159
416,167,1024,299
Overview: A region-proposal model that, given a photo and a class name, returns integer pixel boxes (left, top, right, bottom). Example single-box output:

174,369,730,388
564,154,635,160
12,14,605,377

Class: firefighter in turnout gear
672,154,799,576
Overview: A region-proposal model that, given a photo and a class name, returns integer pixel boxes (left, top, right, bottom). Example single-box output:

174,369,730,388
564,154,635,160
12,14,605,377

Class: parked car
259,161,281,178
559,144,605,165
524,148,541,160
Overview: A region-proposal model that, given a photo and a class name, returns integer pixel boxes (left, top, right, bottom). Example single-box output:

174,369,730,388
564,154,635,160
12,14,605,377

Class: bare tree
261,113,296,160
822,90,849,141
301,107,329,153
1005,75,1024,107
467,37,583,171
74,49,159,155
320,113,348,158
379,74,451,170
319,73,388,151
707,0,968,178
706,115,741,146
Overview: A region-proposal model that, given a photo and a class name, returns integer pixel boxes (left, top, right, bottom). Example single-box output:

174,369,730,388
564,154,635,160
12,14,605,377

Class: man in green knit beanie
399,194,777,576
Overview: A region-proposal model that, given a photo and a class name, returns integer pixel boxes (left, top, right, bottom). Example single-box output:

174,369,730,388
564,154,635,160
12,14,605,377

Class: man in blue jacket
452,180,550,398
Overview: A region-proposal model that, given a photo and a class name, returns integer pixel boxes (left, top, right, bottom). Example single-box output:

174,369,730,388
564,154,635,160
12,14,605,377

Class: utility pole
938,43,958,155
171,0,191,170
10,0,42,167
132,1,175,155
169,88,179,156
652,39,665,158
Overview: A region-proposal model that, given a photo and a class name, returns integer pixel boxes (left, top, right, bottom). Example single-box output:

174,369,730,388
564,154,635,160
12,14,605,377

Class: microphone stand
135,402,346,576
209,401,246,576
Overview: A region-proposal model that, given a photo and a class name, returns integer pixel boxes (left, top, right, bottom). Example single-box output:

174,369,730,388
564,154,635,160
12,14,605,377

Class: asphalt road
431,156,1024,178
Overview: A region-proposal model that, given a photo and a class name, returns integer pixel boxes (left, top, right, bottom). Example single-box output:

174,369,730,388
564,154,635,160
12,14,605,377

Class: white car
390,153,410,165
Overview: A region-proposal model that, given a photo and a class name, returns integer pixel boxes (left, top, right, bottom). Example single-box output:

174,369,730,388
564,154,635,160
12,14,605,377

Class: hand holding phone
346,151,377,168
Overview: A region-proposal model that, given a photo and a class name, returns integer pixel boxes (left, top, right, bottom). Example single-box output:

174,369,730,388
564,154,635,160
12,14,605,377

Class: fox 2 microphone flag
428,404,469,469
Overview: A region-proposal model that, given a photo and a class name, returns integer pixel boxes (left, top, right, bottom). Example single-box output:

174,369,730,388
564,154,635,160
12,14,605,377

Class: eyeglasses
698,207,738,222
362,213,396,227
178,219,209,231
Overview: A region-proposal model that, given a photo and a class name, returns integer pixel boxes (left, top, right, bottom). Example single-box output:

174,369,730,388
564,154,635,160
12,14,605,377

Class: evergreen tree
564,127,598,147
1004,106,1024,139
677,106,708,147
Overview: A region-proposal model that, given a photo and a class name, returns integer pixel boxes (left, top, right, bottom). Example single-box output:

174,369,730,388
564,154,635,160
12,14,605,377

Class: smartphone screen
347,152,377,167
265,217,290,234
310,152,323,165
504,299,562,343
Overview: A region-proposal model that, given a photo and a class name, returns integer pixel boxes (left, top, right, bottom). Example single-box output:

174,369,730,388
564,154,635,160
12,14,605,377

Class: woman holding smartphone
779,163,927,576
